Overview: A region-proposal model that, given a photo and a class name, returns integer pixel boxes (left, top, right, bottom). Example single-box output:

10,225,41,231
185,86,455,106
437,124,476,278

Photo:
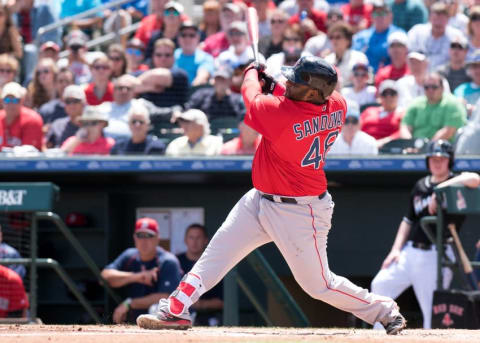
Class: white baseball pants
371,242,454,329
189,188,397,325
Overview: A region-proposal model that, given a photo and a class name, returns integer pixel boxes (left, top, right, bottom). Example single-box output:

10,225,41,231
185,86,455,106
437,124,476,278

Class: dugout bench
420,185,480,328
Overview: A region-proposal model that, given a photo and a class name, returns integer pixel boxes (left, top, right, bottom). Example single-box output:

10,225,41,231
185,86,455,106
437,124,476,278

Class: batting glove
243,61,266,76
259,72,277,94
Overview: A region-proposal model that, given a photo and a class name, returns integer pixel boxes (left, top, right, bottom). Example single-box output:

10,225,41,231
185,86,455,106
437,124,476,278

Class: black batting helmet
281,56,338,102
425,139,454,169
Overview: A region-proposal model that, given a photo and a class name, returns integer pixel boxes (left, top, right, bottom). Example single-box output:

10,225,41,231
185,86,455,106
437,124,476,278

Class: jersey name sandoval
243,85,346,197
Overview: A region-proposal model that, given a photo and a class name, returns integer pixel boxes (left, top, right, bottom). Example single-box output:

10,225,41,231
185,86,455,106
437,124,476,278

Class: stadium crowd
0,0,479,157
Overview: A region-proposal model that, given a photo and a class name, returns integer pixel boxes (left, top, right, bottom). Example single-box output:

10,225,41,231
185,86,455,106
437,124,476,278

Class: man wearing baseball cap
437,35,471,92
374,31,410,87
454,50,480,116
101,217,182,324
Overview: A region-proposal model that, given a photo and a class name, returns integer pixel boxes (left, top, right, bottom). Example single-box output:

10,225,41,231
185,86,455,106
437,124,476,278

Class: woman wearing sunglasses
61,105,115,155
126,38,149,76
85,54,114,106
25,58,58,110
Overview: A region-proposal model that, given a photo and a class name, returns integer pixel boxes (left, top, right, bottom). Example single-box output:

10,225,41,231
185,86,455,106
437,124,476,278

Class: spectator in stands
341,0,373,33
454,50,480,116
216,22,266,71
58,30,91,85
0,3,22,60
26,58,58,110
326,7,344,29
46,85,86,149
166,109,223,156
455,104,480,154
135,0,188,47
111,103,166,155
341,62,376,108
288,0,327,42
137,38,189,108
259,9,289,59
360,80,404,148
325,22,368,85
447,0,468,35
198,0,220,41
60,0,103,32
408,2,465,72
145,1,185,59
61,106,115,155
328,101,378,155
101,217,182,324
400,72,467,141
396,51,450,108
203,3,242,58
352,0,404,72
39,42,60,62
0,265,28,319
176,224,223,326
220,119,261,155
437,35,471,92
467,7,480,58
108,44,128,79
252,0,272,38
0,54,18,90
265,25,304,79
186,67,245,122
102,0,148,20
102,3,132,47
102,75,141,140
174,21,215,86
38,68,75,126
0,82,43,150
85,54,114,106
0,224,26,280
126,38,149,77
374,31,409,88
387,0,428,32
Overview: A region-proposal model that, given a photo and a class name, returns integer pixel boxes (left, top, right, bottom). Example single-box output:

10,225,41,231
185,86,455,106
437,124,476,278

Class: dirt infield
1,325,479,343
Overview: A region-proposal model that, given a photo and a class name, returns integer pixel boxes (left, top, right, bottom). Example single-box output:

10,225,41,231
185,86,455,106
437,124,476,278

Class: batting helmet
281,56,338,101
425,139,455,169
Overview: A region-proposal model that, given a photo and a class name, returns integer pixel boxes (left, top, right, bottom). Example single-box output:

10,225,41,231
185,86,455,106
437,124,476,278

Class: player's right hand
243,61,266,76
259,72,277,94
381,250,401,269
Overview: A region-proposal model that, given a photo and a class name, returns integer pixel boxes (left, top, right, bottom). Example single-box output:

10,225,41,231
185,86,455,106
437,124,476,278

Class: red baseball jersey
0,265,29,318
0,106,43,150
242,70,346,196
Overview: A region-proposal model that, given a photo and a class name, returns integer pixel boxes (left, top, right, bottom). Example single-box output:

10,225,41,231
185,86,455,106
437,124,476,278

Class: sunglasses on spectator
3,97,20,104
353,72,368,77
154,53,172,58
229,30,245,37
180,33,197,38
164,9,180,16
0,68,14,74
82,120,100,127
130,119,146,125
372,11,388,18
345,117,359,125
450,43,465,50
37,68,51,75
92,65,110,71
423,84,440,90
135,232,156,239
115,85,132,92
64,98,82,105
271,19,285,24
381,90,397,97
109,55,123,61
284,36,301,42
471,15,480,21
126,48,143,56
70,44,83,51
329,34,344,40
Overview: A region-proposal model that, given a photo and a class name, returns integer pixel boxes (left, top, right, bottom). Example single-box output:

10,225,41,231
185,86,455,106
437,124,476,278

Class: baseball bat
246,7,259,63
448,223,479,290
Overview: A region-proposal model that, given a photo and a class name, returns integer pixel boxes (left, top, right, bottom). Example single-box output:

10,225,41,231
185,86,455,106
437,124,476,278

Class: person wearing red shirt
374,31,409,88
341,0,373,33
61,106,114,155
0,265,29,318
137,56,407,335
361,80,404,148
288,0,327,42
0,82,43,150
220,120,261,155
85,54,114,106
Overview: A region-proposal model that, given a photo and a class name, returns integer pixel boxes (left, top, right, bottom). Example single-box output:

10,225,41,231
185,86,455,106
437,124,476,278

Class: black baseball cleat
383,313,407,335
137,299,192,330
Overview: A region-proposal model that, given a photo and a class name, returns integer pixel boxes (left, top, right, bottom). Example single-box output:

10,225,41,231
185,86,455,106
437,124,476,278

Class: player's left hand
428,193,437,215
243,62,266,76
113,303,128,324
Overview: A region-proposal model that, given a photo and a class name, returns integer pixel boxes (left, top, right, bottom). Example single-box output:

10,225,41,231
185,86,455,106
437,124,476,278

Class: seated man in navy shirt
0,224,26,281
176,224,223,326
101,218,182,324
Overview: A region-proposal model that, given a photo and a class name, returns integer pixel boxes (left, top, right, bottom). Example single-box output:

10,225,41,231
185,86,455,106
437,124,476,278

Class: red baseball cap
135,217,159,236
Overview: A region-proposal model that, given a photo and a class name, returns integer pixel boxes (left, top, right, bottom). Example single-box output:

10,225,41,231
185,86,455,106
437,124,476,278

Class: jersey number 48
301,131,339,169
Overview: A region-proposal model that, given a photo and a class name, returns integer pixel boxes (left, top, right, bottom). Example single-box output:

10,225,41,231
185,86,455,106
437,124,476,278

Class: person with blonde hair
0,3,22,60
85,53,114,106
0,53,18,89
26,58,58,109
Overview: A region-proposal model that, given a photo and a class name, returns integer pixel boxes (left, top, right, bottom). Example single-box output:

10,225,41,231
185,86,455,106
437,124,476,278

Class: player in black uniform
371,140,480,329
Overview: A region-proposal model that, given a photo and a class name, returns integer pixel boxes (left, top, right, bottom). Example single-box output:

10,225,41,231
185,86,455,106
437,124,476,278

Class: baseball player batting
137,56,406,335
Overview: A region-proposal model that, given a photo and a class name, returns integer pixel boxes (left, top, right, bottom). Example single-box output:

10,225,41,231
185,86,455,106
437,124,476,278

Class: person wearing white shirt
341,62,377,109
328,102,378,155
